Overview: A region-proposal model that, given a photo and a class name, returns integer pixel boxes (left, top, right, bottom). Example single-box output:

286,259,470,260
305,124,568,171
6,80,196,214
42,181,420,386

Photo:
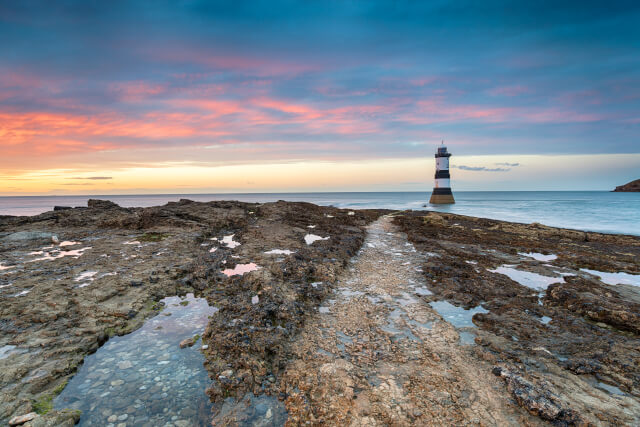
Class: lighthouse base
429,188,455,204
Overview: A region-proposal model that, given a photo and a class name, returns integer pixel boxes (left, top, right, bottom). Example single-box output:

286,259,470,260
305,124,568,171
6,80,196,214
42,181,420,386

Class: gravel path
282,215,539,425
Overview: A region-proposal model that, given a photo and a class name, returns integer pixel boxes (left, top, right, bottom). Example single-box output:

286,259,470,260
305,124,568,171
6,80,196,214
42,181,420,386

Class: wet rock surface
0,199,383,424
54,293,215,426
394,211,640,425
276,216,538,425
200,202,384,409
3,201,639,425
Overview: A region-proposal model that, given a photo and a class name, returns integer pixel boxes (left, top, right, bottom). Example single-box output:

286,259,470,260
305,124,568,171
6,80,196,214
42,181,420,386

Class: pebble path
281,215,534,425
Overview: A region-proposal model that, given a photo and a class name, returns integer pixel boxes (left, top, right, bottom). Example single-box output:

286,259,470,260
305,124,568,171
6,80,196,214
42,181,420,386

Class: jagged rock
492,367,582,424
87,199,121,209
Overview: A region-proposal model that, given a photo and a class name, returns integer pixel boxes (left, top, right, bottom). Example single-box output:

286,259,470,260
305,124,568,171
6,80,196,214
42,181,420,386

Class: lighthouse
429,143,455,204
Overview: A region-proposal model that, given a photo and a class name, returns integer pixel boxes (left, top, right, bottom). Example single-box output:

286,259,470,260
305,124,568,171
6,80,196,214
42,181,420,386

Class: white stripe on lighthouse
436,157,449,170
435,178,451,188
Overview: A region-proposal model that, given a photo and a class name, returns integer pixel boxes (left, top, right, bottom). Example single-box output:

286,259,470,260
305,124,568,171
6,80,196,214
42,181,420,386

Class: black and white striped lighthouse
429,142,455,204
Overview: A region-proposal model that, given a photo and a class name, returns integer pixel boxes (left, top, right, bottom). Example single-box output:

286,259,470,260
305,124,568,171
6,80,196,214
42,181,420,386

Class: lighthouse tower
429,142,455,204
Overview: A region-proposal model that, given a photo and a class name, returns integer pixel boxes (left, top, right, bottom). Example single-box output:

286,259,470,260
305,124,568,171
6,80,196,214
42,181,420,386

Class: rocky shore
613,179,640,192
0,199,383,425
394,211,640,425
1,201,639,426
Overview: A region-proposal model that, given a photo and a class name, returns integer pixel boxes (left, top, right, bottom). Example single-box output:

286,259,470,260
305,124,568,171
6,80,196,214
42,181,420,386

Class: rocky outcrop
394,211,640,425
0,200,385,425
613,179,640,192
2,202,639,425
546,277,640,334
87,199,121,209
492,367,584,424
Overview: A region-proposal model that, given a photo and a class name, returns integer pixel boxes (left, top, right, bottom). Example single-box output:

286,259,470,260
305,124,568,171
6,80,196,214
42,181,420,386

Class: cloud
495,162,520,167
69,176,113,180
453,165,511,172
0,0,639,177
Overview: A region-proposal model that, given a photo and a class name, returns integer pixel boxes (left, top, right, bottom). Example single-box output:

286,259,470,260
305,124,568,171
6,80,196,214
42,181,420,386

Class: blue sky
0,1,639,193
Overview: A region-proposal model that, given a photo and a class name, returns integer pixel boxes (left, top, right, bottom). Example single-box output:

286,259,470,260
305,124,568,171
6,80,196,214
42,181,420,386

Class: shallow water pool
429,301,488,329
54,293,217,426
489,265,564,290
581,269,640,287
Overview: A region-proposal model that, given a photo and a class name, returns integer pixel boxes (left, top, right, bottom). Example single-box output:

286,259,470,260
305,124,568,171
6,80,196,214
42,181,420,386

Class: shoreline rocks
0,199,385,424
2,200,639,425
613,179,640,192
394,210,640,424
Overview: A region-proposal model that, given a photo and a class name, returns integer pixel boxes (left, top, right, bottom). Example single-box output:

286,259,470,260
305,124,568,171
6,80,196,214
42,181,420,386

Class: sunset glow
1,2,639,193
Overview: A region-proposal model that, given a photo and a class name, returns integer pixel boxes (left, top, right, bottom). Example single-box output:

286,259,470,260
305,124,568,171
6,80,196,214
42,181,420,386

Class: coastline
1,200,639,425
1,191,639,237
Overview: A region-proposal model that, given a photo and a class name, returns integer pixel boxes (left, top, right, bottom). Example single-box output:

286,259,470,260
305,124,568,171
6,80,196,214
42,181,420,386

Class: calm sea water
0,191,638,236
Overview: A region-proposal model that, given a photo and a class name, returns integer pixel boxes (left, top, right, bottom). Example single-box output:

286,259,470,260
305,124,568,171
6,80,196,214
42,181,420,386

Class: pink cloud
108,81,169,102
144,46,324,77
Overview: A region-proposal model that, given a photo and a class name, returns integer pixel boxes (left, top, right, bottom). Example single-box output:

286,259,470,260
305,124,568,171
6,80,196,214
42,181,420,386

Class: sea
0,191,638,236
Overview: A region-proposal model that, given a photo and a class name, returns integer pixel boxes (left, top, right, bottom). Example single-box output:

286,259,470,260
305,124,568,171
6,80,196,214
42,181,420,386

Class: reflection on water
0,345,18,359
458,331,477,346
489,265,564,290
27,246,92,262
264,249,295,255
215,234,241,249
581,268,640,287
222,263,260,277
429,301,488,329
0,263,15,271
304,234,329,245
54,293,216,426
519,252,557,262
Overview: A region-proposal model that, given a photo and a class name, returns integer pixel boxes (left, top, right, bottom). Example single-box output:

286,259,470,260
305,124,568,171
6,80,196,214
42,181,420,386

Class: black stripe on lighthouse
432,187,453,195
435,170,450,179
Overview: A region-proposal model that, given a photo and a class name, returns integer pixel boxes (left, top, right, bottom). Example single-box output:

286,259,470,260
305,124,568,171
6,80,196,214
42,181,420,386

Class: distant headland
613,179,640,192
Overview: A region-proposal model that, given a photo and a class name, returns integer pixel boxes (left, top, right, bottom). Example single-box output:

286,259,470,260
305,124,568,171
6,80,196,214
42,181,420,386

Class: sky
1,0,639,194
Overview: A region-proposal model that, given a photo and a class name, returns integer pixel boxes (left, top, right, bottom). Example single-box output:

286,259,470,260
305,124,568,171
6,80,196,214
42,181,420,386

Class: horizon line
0,189,622,198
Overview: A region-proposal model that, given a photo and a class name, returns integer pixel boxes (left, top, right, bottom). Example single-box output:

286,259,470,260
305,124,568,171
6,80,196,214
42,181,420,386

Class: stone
179,336,198,348
118,360,133,369
9,412,37,426
88,199,121,209
4,231,53,241
108,415,118,422
53,206,72,211
111,379,125,386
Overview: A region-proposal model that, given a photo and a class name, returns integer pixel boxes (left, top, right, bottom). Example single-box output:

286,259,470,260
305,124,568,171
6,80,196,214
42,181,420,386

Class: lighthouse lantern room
429,143,455,204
